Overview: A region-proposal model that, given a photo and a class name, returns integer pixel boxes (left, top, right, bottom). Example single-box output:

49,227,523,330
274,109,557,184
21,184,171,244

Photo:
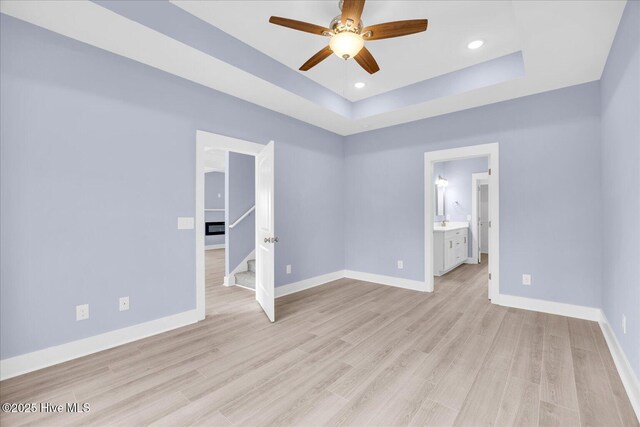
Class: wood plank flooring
0,249,636,426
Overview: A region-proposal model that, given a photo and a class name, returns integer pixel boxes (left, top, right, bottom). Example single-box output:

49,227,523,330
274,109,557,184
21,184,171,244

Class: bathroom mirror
436,185,445,216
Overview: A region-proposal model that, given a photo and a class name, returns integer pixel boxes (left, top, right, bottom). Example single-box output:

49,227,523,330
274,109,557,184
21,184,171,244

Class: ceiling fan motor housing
330,15,363,35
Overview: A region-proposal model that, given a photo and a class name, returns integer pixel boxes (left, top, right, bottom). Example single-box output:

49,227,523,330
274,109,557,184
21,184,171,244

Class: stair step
247,259,255,273
235,270,255,290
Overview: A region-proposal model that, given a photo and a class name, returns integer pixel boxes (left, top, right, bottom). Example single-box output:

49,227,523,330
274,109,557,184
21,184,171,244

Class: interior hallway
0,249,636,426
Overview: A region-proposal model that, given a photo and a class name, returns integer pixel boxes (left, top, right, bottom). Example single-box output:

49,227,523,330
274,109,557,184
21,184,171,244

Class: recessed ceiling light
354,82,366,89
467,40,484,50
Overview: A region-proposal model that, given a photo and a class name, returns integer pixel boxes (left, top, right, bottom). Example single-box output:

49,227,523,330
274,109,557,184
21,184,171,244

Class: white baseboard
205,244,225,250
275,270,345,298
465,257,478,265
275,269,429,298
496,294,601,321
0,309,198,381
599,311,640,420
343,270,427,292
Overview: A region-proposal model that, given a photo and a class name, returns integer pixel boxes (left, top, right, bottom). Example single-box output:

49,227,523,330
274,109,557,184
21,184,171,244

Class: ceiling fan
268,0,428,74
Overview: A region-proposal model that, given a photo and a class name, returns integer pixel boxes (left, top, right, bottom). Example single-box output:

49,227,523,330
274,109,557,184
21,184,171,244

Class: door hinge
489,221,492,228
488,168,492,176
489,273,492,280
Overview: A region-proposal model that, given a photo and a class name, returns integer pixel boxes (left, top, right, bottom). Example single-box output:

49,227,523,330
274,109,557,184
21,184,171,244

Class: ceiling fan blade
269,16,331,36
299,46,333,71
341,0,366,28
354,46,380,74
362,19,428,41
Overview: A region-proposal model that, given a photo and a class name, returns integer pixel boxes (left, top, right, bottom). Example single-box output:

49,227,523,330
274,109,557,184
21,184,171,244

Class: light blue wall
435,157,488,222
0,15,344,359
225,153,255,275
345,82,603,308
204,172,225,247
600,0,640,379
435,157,489,257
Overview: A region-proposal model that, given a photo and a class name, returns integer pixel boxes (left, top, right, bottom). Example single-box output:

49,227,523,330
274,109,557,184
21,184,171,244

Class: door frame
471,172,489,264
424,142,500,300
195,130,273,320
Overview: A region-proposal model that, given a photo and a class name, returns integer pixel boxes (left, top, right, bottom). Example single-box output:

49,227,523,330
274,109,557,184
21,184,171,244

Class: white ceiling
1,1,626,136
172,1,522,102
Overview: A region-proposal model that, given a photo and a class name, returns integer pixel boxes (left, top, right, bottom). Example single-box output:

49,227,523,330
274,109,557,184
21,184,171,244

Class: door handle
264,237,279,243
449,241,452,249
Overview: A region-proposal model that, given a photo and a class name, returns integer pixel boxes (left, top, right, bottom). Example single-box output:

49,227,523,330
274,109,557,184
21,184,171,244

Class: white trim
599,311,640,420
471,172,489,264
465,257,477,265
496,294,600,321
225,249,255,287
229,205,255,229
275,270,345,298
205,244,225,250
424,143,499,299
344,270,427,292
196,131,267,321
204,208,224,212
275,270,427,298
0,309,198,381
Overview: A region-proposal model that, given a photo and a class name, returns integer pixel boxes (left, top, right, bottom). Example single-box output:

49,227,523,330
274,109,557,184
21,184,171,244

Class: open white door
255,142,275,322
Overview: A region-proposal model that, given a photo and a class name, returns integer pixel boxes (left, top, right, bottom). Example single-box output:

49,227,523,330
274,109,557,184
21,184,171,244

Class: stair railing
229,205,255,229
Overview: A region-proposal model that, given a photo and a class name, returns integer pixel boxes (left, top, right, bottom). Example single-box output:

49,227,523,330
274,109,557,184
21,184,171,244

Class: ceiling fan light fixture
330,31,364,59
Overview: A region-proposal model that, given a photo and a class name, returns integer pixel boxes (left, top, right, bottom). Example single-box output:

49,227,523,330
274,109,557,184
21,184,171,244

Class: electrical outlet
76,304,89,321
286,265,291,274
397,260,404,269
622,315,627,334
119,296,130,311
522,274,531,286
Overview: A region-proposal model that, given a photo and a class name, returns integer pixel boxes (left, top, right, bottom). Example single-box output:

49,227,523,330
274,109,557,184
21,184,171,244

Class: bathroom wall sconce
436,176,449,187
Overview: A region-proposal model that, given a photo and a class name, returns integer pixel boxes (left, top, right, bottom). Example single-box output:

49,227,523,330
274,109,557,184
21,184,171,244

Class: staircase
235,259,255,290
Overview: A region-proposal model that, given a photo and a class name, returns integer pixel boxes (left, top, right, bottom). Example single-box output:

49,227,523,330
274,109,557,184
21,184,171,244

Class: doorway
470,172,489,264
195,131,276,322
424,143,500,301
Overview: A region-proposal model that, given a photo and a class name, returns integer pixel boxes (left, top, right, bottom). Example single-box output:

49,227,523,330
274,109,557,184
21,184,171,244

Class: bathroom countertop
433,221,469,232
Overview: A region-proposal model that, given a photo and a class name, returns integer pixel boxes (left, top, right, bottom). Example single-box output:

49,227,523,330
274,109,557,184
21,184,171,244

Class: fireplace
205,221,225,236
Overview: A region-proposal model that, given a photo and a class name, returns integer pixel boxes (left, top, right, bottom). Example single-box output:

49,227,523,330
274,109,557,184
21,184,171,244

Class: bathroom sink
433,221,469,232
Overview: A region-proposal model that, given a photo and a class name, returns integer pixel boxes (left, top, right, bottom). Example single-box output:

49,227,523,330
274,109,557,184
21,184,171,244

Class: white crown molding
0,309,199,381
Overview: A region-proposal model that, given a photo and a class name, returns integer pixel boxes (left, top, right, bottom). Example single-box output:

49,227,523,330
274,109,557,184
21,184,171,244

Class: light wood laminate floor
1,249,637,426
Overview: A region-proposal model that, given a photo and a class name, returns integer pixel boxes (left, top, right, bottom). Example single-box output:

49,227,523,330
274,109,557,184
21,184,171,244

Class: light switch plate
286,265,291,274
177,217,195,230
522,274,532,286
119,296,130,311
623,315,627,334
397,260,404,269
76,304,89,321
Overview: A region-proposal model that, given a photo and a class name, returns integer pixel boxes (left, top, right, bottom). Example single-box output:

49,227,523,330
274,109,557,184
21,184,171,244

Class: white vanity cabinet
433,226,469,276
